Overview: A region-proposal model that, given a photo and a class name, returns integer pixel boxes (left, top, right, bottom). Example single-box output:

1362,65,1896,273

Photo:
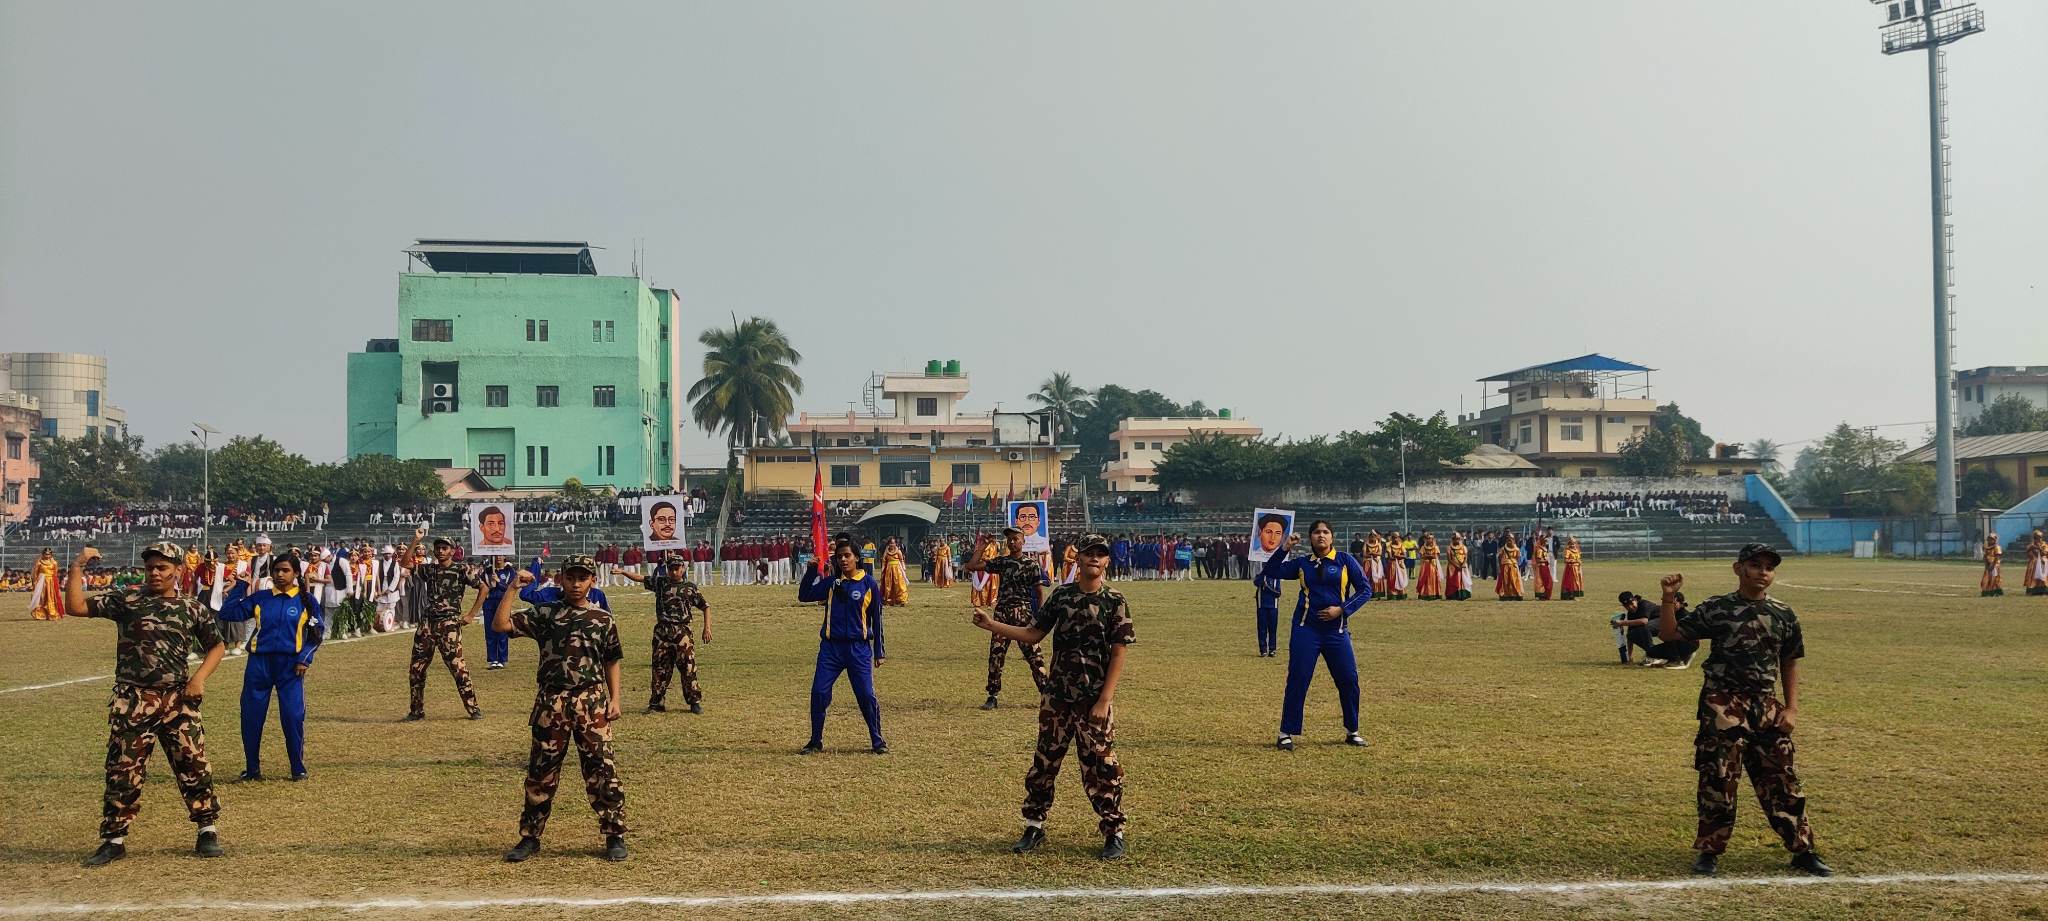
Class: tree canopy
1153,412,1475,504
1960,393,2048,437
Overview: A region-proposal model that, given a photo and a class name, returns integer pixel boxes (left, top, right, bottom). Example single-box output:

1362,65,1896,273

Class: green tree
561,477,594,499
687,317,804,460
210,436,318,509
1959,466,2013,511
32,433,149,506
1616,428,1685,477
1784,423,1922,514
1028,372,1093,442
1153,412,1474,503
1746,438,1782,470
1960,393,2048,437
1652,403,1713,459
319,454,445,507
146,440,209,502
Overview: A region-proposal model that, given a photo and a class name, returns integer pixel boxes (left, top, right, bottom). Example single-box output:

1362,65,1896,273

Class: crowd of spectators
1535,490,1740,521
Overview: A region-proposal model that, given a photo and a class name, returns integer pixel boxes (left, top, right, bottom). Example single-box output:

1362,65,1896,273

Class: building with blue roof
1456,354,1760,478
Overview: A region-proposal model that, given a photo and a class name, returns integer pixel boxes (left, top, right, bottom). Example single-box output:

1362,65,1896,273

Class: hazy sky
4,1,2044,468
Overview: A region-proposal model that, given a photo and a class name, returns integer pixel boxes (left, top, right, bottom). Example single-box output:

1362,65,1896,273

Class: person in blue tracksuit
218,554,325,781
1258,519,1372,751
479,556,519,669
795,538,888,755
1254,562,1284,658
521,555,610,609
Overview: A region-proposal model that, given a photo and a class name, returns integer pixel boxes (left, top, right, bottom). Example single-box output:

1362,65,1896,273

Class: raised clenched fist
1661,573,1684,594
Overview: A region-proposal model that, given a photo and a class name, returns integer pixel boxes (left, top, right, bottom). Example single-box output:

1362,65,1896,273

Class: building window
1579,468,1599,477
950,463,981,485
41,419,56,437
1560,418,1585,441
1135,475,1150,483
478,454,506,478
84,390,100,417
593,320,603,342
106,425,117,438
593,385,616,408
536,386,559,408
835,438,851,447
880,461,930,487
830,464,860,487
660,325,668,341
3,482,18,504
1607,416,1625,424
1151,442,1163,451
5,437,20,460
598,445,616,476
604,320,615,342
411,319,453,342
1518,422,1533,444
966,438,988,447
526,319,539,341
2035,466,2048,479
485,385,508,407
916,397,938,417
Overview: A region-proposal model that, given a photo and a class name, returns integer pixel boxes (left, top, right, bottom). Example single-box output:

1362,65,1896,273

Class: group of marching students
1980,528,2048,598
1338,528,1586,604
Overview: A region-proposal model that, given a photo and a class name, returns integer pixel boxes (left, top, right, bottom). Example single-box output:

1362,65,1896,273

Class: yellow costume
1560,539,1585,600
30,553,63,620
1981,536,2003,597
880,544,910,606
932,541,953,589
1494,541,1524,601
1415,538,1443,600
971,540,1001,607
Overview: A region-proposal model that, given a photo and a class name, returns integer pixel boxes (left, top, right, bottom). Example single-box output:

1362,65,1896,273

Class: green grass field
2,557,2045,920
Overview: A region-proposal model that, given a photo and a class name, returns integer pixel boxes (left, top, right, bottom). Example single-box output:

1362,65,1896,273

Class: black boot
1790,852,1833,877
230,770,263,784
980,695,999,710
1691,852,1719,876
605,835,628,862
194,829,224,858
1011,826,1046,853
799,741,823,755
82,841,126,867
1099,834,1127,860
504,837,541,863
688,702,702,714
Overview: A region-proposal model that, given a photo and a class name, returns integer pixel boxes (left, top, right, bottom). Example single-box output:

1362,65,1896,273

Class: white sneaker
1664,656,1692,670
1638,658,1666,668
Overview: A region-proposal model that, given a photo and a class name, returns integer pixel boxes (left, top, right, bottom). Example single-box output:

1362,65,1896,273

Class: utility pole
193,423,219,550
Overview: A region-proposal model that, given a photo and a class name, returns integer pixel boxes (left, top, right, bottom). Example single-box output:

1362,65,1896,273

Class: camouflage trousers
521,685,626,839
1693,719,1813,855
1022,701,1124,837
101,683,219,839
987,605,1048,697
408,617,479,717
648,625,701,708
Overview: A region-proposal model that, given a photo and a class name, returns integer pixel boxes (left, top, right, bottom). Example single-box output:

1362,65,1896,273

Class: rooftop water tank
925,359,943,376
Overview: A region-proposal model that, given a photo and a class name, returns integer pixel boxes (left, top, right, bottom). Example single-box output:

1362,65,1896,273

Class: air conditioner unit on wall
431,383,455,398
1008,452,1025,462
430,399,454,413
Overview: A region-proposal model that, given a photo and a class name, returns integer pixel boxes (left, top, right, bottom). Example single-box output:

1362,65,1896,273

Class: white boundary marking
4,873,2046,915
0,627,412,696
1773,581,1968,598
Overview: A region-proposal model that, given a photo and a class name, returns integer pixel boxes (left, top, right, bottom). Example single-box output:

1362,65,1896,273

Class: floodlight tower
1871,0,1984,528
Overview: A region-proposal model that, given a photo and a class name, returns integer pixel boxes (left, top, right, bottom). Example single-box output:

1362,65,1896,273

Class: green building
345,240,682,493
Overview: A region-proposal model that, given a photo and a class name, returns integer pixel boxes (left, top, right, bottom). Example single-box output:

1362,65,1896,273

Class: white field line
0,627,412,696
1773,581,1970,598
4,873,2047,915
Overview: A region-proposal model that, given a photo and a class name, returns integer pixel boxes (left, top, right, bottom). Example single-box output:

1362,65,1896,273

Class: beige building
0,353,127,441
1102,414,1262,492
1956,366,2048,429
742,363,1074,501
1458,354,1760,478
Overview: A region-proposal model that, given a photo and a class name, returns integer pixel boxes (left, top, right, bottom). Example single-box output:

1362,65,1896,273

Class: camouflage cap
1076,533,1112,554
432,536,457,548
561,554,598,575
663,552,687,566
1736,542,1783,567
140,541,184,563
1001,526,1024,537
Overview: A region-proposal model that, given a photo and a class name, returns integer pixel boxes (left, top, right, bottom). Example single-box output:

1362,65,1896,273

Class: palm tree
1746,438,1782,470
688,316,804,463
1029,372,1093,442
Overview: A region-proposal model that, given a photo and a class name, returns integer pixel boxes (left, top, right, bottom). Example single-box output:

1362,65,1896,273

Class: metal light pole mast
1871,0,1985,530
1398,438,1410,534
193,423,218,550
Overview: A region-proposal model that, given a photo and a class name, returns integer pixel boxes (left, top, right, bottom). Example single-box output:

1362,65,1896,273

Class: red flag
942,483,955,506
810,456,829,575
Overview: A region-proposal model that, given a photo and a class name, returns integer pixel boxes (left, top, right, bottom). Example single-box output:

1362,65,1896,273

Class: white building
1957,366,2048,429
1103,414,1262,492
0,353,128,440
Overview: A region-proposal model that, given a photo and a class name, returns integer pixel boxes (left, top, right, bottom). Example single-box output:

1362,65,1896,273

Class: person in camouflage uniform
67,542,229,866
405,531,484,721
496,555,628,862
973,534,1132,860
619,553,712,713
1659,543,1832,878
961,526,1051,710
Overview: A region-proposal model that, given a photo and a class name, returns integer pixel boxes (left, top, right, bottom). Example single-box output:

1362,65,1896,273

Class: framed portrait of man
1006,499,1050,553
469,502,516,556
640,494,689,551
